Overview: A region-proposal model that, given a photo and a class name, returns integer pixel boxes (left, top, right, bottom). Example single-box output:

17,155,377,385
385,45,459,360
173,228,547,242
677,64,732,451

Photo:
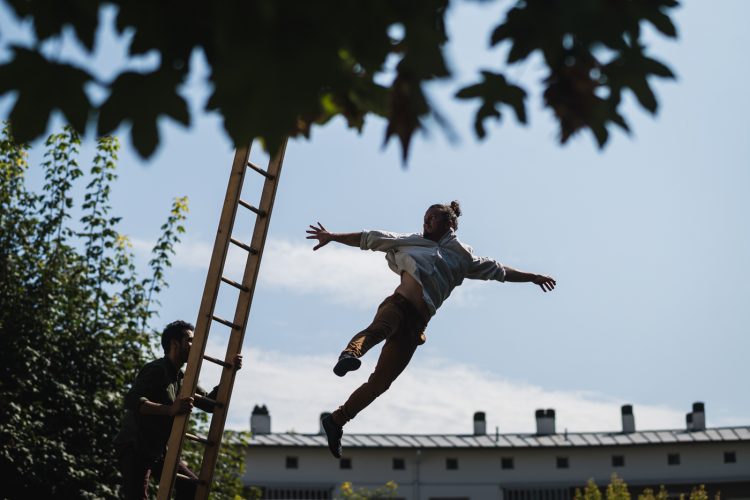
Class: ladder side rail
195,138,288,499
156,146,252,500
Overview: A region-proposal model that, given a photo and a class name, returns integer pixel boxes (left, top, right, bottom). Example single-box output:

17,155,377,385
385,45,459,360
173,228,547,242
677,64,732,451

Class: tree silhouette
0,0,678,161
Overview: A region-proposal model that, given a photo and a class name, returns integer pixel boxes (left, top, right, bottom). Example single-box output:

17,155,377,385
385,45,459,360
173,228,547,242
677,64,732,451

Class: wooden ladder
156,139,288,499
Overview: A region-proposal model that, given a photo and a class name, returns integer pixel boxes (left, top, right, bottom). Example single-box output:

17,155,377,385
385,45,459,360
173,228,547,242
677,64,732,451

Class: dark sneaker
333,352,361,377
321,414,343,458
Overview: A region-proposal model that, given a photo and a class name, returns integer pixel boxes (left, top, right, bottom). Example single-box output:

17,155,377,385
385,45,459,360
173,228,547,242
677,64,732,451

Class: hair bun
450,200,462,218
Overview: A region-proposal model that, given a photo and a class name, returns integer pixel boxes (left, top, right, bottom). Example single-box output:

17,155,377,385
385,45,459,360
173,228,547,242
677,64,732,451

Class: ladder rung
175,472,206,484
229,237,258,254
195,394,224,409
220,275,249,292
203,354,234,369
238,198,266,217
211,315,241,330
247,160,275,180
185,432,214,446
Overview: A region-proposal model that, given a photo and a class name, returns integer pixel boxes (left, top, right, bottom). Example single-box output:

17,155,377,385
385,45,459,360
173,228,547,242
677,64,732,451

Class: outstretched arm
306,222,362,250
504,266,556,292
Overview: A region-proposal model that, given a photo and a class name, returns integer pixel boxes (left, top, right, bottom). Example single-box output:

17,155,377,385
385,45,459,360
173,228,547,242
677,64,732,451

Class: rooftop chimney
686,412,694,431
319,412,332,434
536,408,556,435
250,404,271,435
473,412,486,435
535,409,545,434
621,404,635,433
692,402,705,431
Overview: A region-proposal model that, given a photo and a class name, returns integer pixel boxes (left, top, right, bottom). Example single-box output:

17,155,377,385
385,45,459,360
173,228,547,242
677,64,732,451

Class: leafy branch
140,195,189,333
0,0,679,163
0,125,194,497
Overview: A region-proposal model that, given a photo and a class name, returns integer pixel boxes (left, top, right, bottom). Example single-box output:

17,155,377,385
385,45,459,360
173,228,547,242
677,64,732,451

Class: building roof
244,426,750,449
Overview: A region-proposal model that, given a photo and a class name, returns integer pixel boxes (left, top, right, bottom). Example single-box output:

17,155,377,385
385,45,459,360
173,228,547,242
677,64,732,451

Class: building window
503,489,568,500
264,486,332,499
724,451,737,463
393,458,405,470
340,457,352,469
667,453,680,466
446,458,459,470
612,455,625,467
501,457,514,470
285,456,298,469
556,456,569,469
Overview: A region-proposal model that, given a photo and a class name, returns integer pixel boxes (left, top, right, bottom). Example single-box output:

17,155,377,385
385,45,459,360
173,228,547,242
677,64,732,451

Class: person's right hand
170,397,194,416
306,222,332,250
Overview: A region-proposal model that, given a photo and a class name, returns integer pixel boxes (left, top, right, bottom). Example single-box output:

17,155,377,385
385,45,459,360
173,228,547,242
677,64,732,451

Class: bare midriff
394,271,431,320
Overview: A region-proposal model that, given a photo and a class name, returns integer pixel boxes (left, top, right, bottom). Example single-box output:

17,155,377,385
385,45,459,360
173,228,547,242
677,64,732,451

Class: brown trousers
331,293,428,427
118,446,198,500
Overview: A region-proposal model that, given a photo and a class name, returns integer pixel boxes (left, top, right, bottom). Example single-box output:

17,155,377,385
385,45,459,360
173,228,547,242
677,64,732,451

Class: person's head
161,320,195,364
423,200,461,241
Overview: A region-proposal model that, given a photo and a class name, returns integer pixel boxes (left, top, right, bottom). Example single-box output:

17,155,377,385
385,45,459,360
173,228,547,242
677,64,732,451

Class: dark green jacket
114,357,216,461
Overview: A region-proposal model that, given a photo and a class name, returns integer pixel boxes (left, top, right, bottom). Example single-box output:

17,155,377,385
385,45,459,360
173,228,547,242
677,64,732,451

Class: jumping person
306,201,556,458
114,320,242,499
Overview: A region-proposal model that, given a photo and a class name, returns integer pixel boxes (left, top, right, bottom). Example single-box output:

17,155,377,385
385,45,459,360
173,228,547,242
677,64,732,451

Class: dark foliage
0,125,190,498
0,0,678,162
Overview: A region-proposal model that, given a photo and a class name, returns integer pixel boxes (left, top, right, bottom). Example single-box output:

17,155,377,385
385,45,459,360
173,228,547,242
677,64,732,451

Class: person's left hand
233,354,243,370
533,275,556,292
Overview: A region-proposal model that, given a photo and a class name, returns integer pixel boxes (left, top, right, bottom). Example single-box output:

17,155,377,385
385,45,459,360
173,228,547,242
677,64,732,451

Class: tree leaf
629,79,658,114
0,47,92,143
456,70,527,140
98,69,189,158
645,10,678,38
0,0,680,162
5,0,100,51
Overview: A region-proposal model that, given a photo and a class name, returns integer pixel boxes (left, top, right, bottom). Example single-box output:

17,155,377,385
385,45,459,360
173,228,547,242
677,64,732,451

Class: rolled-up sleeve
124,364,163,412
467,255,506,282
360,230,418,252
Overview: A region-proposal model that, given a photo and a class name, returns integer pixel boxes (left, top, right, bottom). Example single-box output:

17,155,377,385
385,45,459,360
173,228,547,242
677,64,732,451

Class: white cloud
129,237,153,254
258,239,487,309
127,237,214,270
172,239,215,270
129,237,742,436
258,239,397,308
147,237,485,309
197,343,707,436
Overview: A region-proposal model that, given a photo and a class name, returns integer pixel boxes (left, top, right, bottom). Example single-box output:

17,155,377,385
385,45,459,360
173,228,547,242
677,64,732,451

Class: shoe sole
321,417,343,458
333,357,361,377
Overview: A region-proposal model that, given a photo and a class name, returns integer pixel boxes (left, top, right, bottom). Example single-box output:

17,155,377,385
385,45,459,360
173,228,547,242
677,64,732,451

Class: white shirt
360,229,506,317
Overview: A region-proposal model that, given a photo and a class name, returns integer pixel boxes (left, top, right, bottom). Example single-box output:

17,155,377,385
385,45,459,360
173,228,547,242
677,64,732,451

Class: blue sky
2,2,748,435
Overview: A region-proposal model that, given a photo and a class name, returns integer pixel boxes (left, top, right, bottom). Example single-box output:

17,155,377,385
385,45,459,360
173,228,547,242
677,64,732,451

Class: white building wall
423,445,746,482
243,442,750,499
